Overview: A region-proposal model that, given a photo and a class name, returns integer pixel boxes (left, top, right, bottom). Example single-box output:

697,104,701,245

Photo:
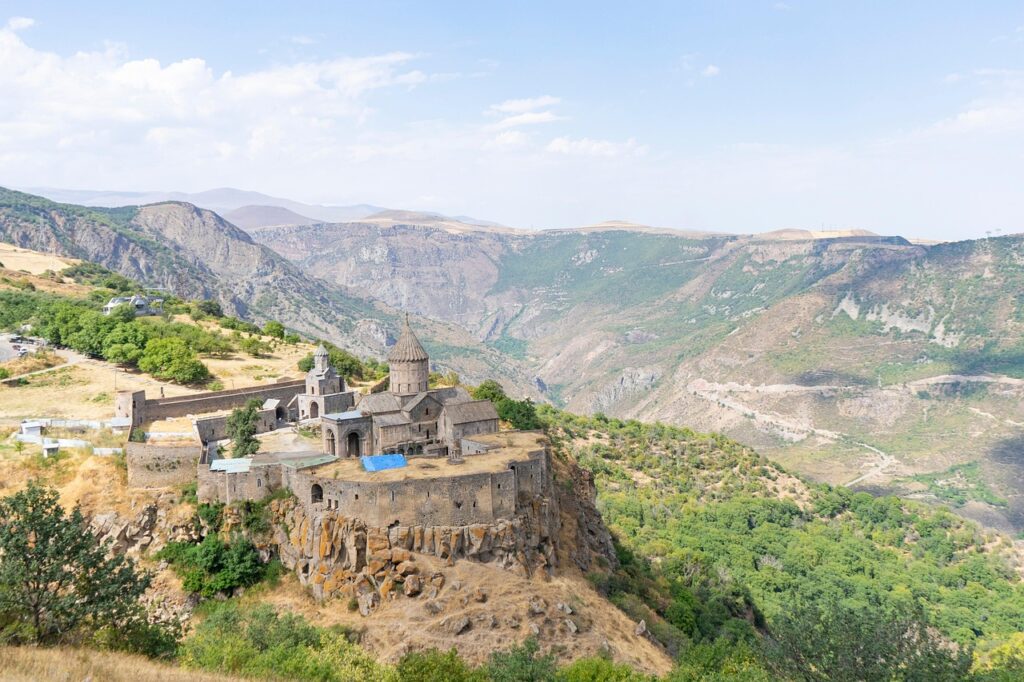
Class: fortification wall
117,380,304,425
146,379,304,421
193,408,277,444
198,464,281,504
127,441,201,488
289,449,546,527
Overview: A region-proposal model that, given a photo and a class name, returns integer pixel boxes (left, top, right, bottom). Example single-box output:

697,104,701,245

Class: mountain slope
222,205,318,231
0,188,535,392
252,219,1024,531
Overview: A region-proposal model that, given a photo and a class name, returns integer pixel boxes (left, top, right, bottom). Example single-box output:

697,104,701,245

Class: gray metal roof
374,412,412,427
323,409,364,421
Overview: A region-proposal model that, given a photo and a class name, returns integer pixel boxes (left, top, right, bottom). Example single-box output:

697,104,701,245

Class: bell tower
388,315,429,396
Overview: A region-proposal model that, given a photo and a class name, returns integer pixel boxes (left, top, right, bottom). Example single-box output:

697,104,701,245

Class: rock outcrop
270,497,560,604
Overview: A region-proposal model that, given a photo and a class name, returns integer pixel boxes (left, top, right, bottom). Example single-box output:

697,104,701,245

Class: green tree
138,337,210,383
0,482,154,646
498,398,541,430
263,320,285,339
471,379,508,403
762,599,972,682
196,299,224,317
226,399,262,458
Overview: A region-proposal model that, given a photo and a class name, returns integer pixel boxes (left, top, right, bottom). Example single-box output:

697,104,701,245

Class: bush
557,657,653,681
397,648,485,681
181,603,392,681
157,535,265,598
487,637,557,682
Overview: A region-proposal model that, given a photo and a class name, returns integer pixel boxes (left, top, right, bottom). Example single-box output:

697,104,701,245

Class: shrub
181,603,392,681
157,535,264,598
397,648,485,681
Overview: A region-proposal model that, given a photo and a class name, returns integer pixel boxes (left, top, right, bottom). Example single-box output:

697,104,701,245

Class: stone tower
306,344,343,396
388,316,429,396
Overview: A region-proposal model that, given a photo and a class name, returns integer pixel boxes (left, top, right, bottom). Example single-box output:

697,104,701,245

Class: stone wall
126,441,201,488
192,407,278,444
198,464,282,504
288,449,545,528
116,379,305,425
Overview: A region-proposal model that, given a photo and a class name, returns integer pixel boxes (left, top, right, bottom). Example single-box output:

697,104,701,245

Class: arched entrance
311,484,323,504
347,432,361,458
310,401,319,418
326,430,336,456
275,405,286,421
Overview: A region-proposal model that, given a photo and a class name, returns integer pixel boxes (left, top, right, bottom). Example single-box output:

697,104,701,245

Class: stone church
302,317,499,461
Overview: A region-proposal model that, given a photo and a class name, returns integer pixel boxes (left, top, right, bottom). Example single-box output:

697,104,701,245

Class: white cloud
5,16,33,31
546,136,646,157
702,64,720,77
483,130,530,149
0,23,435,181
490,95,560,113
773,2,792,11
488,110,566,130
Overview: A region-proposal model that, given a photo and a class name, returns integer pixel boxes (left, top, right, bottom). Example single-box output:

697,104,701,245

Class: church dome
388,316,429,363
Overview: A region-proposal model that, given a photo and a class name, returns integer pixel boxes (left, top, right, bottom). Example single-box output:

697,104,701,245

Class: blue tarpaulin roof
361,454,408,472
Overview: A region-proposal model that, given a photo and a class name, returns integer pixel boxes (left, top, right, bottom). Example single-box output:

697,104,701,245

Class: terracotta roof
443,400,499,425
387,316,429,363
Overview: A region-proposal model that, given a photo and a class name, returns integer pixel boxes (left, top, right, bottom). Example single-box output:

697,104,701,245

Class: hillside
222,205,319,231
0,189,536,392
252,220,1024,532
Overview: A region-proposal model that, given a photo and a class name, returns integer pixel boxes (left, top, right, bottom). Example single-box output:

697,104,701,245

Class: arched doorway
310,401,319,418
326,430,336,456
347,432,361,458
275,405,286,422
311,484,323,504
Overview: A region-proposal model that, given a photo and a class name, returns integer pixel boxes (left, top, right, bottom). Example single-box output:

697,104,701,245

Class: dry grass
0,243,78,274
0,646,243,681
0,337,311,427
256,555,674,676
0,349,64,377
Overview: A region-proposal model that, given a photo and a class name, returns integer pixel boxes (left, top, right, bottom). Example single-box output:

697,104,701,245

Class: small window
472,501,477,508
497,483,501,489
354,493,359,500
257,479,262,488
391,490,395,502
455,501,463,509
425,408,429,416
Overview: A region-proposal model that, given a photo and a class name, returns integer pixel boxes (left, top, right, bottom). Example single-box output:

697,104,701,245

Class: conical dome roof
314,344,329,360
388,316,429,363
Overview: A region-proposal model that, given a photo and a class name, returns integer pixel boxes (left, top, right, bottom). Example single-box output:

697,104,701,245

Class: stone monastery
121,318,550,531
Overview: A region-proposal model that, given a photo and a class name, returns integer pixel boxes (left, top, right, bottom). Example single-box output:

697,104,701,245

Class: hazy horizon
1,1,1022,239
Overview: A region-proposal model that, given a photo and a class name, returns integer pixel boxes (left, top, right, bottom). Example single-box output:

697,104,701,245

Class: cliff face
267,446,617,610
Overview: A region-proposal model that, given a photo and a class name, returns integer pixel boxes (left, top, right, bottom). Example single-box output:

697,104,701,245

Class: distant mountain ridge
22,186,385,224
250,215,1024,532
0,187,536,393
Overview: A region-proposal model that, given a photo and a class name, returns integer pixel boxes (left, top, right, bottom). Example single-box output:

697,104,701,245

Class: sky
0,1,1022,239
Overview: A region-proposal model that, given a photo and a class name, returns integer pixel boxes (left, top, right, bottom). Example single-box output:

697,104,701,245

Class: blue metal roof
361,453,407,472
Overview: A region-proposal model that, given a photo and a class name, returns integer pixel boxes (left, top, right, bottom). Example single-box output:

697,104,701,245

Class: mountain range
2,186,1023,533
